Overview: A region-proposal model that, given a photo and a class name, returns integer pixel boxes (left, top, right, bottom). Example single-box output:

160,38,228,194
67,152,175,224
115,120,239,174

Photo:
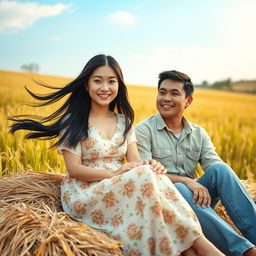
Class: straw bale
214,180,256,236
0,172,255,255
241,180,256,202
0,172,123,255
0,171,63,211
0,202,122,256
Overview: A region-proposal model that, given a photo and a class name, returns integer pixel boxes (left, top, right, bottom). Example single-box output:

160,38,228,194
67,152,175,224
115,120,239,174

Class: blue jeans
174,162,256,256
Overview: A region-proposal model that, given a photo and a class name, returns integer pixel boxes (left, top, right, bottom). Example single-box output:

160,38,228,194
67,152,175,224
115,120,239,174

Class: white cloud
219,0,256,48
125,43,256,86
0,1,73,33
52,35,61,43
125,1,256,86
106,11,135,26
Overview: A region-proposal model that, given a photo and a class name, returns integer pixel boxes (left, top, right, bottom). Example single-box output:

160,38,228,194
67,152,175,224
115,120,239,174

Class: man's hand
184,178,211,208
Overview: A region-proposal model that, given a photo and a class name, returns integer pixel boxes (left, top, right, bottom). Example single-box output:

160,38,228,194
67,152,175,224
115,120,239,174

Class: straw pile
0,171,63,212
215,180,256,236
0,172,123,256
0,172,255,255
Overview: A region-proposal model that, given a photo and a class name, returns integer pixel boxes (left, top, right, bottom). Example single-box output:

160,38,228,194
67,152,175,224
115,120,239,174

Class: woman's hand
115,161,143,176
144,159,167,175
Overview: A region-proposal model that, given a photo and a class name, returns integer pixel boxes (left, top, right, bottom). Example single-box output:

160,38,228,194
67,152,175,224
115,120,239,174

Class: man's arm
135,124,152,160
166,173,191,183
199,128,222,171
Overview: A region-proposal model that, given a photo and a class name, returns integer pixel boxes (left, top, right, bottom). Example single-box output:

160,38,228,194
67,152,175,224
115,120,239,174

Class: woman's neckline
89,112,119,141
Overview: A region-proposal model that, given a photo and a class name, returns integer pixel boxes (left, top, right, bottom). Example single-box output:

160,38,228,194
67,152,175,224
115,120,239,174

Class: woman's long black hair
9,54,134,148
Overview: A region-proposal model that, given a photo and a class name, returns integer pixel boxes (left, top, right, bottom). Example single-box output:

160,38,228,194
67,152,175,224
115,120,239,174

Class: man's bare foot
244,247,256,256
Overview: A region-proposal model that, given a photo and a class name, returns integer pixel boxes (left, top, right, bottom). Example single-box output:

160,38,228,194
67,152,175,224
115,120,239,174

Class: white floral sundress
58,113,202,256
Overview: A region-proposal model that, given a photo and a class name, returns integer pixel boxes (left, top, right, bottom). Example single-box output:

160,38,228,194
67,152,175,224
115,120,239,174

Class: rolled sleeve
199,128,222,171
135,124,152,160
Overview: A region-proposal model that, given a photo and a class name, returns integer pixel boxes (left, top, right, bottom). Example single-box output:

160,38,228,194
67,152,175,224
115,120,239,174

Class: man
135,70,256,256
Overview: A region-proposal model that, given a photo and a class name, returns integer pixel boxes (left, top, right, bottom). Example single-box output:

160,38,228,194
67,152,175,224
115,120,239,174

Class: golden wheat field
0,70,256,180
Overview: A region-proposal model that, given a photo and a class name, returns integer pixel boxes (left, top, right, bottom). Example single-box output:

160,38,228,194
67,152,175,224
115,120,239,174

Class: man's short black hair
158,70,194,97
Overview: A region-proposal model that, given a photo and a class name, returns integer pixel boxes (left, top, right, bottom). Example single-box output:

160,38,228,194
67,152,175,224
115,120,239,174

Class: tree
21,63,39,73
211,78,231,90
201,80,209,87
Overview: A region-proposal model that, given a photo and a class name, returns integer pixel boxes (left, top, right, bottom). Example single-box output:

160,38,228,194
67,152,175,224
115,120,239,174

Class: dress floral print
58,113,202,256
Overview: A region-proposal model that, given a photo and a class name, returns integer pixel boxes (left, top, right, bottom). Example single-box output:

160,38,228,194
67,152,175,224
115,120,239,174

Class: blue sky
0,0,256,86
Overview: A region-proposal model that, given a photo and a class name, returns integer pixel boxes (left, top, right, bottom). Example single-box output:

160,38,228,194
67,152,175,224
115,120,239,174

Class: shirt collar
156,113,193,134
182,116,193,134
155,113,167,130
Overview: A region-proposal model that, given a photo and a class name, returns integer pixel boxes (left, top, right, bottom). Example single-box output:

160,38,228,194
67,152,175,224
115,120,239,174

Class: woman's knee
123,165,154,181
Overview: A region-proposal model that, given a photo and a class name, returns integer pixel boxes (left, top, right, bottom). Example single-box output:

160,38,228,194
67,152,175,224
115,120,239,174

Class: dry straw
0,171,63,211
0,172,123,256
0,202,123,256
0,171,255,255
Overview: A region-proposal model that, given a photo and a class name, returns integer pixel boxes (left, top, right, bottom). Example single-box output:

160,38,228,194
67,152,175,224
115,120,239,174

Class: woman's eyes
93,79,117,84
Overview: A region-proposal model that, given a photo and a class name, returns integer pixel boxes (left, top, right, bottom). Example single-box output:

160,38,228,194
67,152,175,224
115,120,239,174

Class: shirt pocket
152,148,173,159
186,151,200,162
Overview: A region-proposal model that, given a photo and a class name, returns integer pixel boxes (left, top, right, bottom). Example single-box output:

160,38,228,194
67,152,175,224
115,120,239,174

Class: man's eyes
159,91,180,96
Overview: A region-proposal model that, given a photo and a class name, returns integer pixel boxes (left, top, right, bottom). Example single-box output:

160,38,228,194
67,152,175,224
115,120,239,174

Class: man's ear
185,96,193,108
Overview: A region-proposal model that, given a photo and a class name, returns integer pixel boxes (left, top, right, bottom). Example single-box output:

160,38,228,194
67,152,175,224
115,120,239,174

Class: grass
0,70,255,180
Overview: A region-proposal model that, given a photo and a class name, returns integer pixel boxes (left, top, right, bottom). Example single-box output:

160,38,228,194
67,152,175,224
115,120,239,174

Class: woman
10,54,223,255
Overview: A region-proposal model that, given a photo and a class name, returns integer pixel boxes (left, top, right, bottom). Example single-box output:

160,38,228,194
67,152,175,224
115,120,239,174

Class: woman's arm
126,142,143,163
62,150,114,182
62,149,142,182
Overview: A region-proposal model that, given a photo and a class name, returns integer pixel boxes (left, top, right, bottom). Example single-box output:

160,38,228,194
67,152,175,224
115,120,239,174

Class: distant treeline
195,79,256,94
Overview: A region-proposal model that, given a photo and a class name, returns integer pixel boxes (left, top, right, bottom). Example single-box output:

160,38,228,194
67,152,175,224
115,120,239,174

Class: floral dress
58,113,202,256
